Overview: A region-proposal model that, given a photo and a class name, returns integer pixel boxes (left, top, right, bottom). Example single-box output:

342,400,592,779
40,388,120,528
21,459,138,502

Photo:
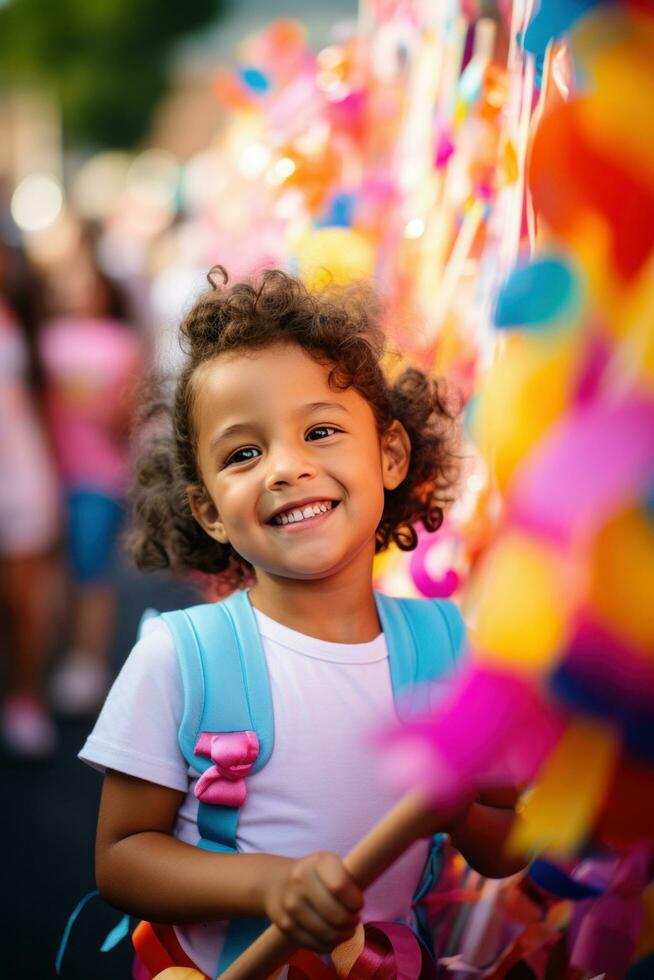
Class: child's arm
447,787,527,879
96,770,362,951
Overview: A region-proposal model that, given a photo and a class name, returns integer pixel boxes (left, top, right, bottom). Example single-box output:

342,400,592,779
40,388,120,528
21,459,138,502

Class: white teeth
272,500,334,525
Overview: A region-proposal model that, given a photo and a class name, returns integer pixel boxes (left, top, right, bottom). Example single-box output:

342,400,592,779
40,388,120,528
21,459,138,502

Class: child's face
188,343,409,584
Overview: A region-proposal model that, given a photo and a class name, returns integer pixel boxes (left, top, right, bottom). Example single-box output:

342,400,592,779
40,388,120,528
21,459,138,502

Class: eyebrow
303,401,351,416
208,401,351,454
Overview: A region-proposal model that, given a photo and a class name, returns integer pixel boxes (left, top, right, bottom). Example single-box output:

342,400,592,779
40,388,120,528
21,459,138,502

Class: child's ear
187,485,229,545
381,420,411,490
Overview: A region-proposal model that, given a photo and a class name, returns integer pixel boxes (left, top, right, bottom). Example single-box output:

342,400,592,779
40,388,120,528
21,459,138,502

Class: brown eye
307,426,338,441
226,446,261,466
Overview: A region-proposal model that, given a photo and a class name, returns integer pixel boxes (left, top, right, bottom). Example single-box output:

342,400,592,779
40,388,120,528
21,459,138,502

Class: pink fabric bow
194,730,259,807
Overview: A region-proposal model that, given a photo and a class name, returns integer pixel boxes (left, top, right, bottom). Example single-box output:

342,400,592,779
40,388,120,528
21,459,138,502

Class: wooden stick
220,789,437,980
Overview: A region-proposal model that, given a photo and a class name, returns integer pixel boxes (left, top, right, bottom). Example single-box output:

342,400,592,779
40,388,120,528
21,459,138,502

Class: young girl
41,249,143,715
80,268,522,979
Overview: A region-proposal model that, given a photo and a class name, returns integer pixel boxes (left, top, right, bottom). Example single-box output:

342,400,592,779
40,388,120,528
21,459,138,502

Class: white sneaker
49,654,110,716
1,694,57,758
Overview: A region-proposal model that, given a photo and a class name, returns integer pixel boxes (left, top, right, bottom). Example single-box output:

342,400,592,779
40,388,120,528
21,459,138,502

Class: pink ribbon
287,922,436,979
350,922,429,980
193,730,259,807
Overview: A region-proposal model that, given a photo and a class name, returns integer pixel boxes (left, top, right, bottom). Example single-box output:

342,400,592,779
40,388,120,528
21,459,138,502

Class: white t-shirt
80,606,432,976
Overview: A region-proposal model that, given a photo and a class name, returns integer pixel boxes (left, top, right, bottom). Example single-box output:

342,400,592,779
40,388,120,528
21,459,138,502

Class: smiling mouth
269,500,339,526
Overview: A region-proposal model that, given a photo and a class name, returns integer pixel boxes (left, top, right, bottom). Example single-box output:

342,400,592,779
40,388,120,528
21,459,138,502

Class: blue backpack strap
162,591,274,853
374,592,466,718
162,591,272,976
433,598,466,665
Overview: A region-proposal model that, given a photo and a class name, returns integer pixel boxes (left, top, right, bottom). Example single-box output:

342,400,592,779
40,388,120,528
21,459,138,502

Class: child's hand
264,851,363,953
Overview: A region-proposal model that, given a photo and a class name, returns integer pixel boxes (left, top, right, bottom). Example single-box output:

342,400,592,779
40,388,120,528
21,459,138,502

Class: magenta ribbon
287,922,436,980
350,922,431,980
193,730,259,807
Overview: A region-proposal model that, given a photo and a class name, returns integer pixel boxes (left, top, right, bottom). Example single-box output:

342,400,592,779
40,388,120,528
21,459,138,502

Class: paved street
2,563,201,979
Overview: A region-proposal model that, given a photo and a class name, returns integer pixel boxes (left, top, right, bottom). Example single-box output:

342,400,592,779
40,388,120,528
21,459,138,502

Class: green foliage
0,0,223,147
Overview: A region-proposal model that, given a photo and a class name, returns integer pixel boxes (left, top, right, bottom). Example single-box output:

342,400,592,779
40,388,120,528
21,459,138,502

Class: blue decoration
100,913,131,952
529,859,604,900
521,0,608,63
517,32,546,89
239,66,270,94
55,891,131,975
458,56,484,108
493,256,581,329
463,395,478,440
550,663,654,764
316,191,356,228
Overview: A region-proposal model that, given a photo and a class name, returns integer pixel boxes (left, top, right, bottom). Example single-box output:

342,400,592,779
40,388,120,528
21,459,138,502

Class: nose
264,442,317,490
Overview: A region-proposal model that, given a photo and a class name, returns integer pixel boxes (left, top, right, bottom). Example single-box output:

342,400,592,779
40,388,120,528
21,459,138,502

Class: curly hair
127,267,461,590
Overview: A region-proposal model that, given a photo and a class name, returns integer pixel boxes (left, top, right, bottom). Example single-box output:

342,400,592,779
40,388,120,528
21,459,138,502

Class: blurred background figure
40,231,145,717
0,238,61,758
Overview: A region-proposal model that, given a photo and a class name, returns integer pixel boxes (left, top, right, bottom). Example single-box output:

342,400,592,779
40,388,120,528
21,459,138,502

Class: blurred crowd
0,209,147,760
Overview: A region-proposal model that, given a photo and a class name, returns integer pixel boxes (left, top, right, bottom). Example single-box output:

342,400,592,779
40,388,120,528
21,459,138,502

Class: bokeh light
10,173,63,233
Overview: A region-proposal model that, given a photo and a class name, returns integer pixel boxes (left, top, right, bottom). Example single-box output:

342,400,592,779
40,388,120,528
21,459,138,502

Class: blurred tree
0,0,224,148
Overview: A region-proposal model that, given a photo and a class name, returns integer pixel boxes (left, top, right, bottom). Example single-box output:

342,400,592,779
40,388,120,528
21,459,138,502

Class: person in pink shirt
40,253,144,715
0,241,61,757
